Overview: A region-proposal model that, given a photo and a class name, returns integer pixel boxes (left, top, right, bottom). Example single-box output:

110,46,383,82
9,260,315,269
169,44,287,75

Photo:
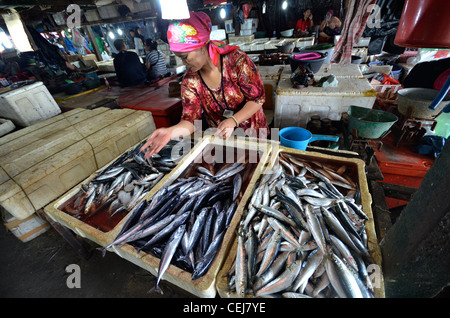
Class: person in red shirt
295,8,314,37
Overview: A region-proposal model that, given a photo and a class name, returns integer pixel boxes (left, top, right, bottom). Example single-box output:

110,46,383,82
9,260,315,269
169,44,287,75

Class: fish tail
148,284,164,295
96,247,108,258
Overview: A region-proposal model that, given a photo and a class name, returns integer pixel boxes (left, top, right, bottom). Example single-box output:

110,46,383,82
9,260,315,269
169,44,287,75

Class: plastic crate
375,137,434,209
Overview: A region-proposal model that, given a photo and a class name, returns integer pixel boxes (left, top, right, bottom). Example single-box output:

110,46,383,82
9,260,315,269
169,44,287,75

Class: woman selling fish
141,11,268,158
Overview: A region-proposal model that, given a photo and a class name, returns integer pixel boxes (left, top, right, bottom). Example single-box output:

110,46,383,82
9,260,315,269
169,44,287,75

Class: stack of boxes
239,18,258,36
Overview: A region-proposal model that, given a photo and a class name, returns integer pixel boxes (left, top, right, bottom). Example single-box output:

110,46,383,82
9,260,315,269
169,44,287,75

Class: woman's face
174,46,209,72
304,9,311,19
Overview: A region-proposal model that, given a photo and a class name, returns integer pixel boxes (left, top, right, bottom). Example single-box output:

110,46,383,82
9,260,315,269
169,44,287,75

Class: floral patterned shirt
180,49,268,138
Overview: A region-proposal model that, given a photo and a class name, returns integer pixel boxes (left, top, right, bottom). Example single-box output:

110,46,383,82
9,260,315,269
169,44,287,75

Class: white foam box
216,145,385,298
0,118,15,137
0,108,155,220
0,81,61,127
257,65,285,110
97,4,120,19
210,29,227,41
111,135,273,298
228,34,254,44
0,116,96,219
0,111,81,220
264,39,282,50
2,208,50,242
274,77,377,128
239,29,255,36
295,36,315,48
65,107,155,168
241,18,258,30
84,9,101,22
281,63,365,80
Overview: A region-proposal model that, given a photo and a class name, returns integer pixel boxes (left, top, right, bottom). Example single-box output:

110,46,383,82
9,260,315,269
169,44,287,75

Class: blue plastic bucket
279,127,339,151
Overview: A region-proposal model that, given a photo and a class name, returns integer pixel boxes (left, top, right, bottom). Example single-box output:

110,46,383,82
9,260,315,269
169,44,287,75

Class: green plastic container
434,111,450,138
348,105,398,139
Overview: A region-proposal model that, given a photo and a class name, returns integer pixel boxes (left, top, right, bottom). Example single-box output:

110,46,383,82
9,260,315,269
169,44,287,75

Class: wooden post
85,25,102,61
380,141,450,297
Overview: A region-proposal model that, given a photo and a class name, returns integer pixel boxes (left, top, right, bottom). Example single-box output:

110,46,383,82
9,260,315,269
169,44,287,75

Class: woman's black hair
145,39,157,51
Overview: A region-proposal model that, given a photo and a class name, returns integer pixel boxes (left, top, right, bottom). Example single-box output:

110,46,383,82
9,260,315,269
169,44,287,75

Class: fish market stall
107,135,272,298
216,146,385,298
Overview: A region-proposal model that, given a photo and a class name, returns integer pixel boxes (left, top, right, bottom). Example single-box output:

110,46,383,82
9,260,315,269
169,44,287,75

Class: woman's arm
216,100,262,139
140,120,194,158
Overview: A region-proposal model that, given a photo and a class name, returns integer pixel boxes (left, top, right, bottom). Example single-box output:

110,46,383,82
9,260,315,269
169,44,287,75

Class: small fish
235,234,248,297
232,173,242,201
152,224,186,294
256,228,281,276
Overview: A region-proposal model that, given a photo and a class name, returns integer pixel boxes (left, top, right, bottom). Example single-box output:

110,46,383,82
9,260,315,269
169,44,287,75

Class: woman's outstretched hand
140,127,173,159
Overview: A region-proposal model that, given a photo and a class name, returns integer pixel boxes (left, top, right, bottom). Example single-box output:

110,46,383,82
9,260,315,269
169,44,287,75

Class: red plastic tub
374,137,434,209
395,0,450,48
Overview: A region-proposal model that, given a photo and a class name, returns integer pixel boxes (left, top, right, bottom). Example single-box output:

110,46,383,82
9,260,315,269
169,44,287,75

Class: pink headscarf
167,11,240,67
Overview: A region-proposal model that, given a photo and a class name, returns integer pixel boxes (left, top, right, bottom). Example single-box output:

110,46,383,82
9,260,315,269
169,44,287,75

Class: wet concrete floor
0,220,194,298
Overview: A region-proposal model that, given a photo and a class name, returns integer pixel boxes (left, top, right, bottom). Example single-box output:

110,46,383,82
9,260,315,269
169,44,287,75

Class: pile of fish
61,139,186,220
102,161,249,293
226,153,376,298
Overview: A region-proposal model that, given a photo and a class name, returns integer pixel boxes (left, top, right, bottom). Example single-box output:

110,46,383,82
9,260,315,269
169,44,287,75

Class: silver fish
291,248,324,293
153,224,186,294
256,228,281,276
304,205,327,254
232,173,242,201
235,234,248,298
255,259,302,297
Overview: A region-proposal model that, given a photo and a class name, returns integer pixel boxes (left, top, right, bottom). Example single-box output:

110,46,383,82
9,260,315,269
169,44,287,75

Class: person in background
136,27,145,42
140,11,268,158
319,10,342,42
144,39,168,82
113,39,147,87
129,29,145,56
95,31,110,57
294,8,314,37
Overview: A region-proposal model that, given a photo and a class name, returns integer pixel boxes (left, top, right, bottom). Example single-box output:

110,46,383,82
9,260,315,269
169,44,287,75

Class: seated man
113,39,147,87
319,10,342,42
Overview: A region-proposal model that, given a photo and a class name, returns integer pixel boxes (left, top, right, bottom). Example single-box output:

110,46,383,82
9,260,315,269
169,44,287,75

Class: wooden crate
110,135,273,298
215,145,386,298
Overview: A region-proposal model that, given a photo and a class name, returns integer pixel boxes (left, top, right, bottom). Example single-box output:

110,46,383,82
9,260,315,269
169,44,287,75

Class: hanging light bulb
117,28,123,36
108,31,115,39
282,1,288,10
220,8,226,19
159,0,190,20
262,2,266,14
